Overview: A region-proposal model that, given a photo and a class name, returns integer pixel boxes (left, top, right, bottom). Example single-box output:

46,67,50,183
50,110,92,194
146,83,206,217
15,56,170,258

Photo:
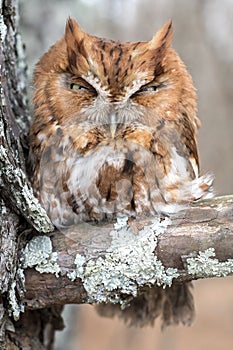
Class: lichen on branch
22,195,233,309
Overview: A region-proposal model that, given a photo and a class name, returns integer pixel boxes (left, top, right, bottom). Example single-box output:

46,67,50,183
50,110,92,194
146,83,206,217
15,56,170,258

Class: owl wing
148,116,213,212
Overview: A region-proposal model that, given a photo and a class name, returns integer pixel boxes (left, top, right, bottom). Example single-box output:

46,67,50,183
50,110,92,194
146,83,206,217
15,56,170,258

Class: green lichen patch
7,268,25,321
187,247,233,278
23,236,60,277
0,142,54,233
8,281,25,320
0,6,7,43
67,217,179,305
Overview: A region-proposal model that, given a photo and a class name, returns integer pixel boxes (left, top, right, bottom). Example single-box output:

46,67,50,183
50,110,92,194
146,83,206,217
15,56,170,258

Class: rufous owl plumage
30,18,213,326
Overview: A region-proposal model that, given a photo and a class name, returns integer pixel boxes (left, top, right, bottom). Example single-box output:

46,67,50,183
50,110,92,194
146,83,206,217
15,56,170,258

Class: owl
30,18,213,326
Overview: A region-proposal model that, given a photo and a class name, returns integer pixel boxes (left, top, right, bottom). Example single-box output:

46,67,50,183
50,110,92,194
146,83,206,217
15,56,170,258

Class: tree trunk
0,1,60,349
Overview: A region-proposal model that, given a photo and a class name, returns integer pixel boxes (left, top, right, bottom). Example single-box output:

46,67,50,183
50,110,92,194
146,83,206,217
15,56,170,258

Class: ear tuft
65,17,85,45
65,18,89,74
150,19,173,50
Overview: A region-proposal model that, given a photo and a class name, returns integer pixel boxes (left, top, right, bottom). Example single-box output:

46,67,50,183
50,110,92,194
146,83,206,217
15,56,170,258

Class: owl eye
131,85,160,98
70,83,90,91
69,81,98,97
139,85,158,93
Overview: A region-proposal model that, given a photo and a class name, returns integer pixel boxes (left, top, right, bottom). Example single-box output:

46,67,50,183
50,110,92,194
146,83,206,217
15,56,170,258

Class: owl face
33,19,197,136
30,18,213,227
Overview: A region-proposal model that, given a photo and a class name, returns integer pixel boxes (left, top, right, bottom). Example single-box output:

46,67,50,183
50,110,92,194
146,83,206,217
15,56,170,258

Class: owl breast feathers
30,18,213,228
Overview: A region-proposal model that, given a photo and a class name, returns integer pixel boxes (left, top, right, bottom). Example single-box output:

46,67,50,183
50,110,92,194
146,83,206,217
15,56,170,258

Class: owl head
33,18,198,136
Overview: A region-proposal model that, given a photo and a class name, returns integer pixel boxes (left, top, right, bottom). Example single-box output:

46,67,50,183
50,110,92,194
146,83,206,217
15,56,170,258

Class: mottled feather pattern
30,18,213,326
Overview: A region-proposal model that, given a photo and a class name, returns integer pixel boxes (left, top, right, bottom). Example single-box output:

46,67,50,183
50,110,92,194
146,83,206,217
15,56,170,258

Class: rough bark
0,1,57,349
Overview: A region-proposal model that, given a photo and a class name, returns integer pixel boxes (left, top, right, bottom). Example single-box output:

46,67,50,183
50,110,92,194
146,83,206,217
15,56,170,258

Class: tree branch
22,194,233,310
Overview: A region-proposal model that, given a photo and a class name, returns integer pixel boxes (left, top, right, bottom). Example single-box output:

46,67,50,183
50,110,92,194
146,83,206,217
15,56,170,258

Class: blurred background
19,0,233,349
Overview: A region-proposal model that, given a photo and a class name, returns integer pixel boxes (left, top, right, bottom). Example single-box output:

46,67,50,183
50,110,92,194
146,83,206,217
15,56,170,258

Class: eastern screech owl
30,18,213,326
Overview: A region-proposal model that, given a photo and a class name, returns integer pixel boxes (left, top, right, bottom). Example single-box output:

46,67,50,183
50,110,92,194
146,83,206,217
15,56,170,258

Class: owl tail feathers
96,282,194,328
191,173,214,201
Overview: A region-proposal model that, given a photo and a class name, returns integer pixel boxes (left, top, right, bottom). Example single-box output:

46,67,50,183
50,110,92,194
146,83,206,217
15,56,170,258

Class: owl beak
110,112,117,138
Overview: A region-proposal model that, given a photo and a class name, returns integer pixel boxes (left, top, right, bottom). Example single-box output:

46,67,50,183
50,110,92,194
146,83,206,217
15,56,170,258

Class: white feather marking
170,147,188,178
83,71,110,98
82,95,110,123
190,174,214,200
37,133,46,142
155,202,186,214
82,98,144,125
162,147,190,187
123,79,147,102
189,156,199,178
